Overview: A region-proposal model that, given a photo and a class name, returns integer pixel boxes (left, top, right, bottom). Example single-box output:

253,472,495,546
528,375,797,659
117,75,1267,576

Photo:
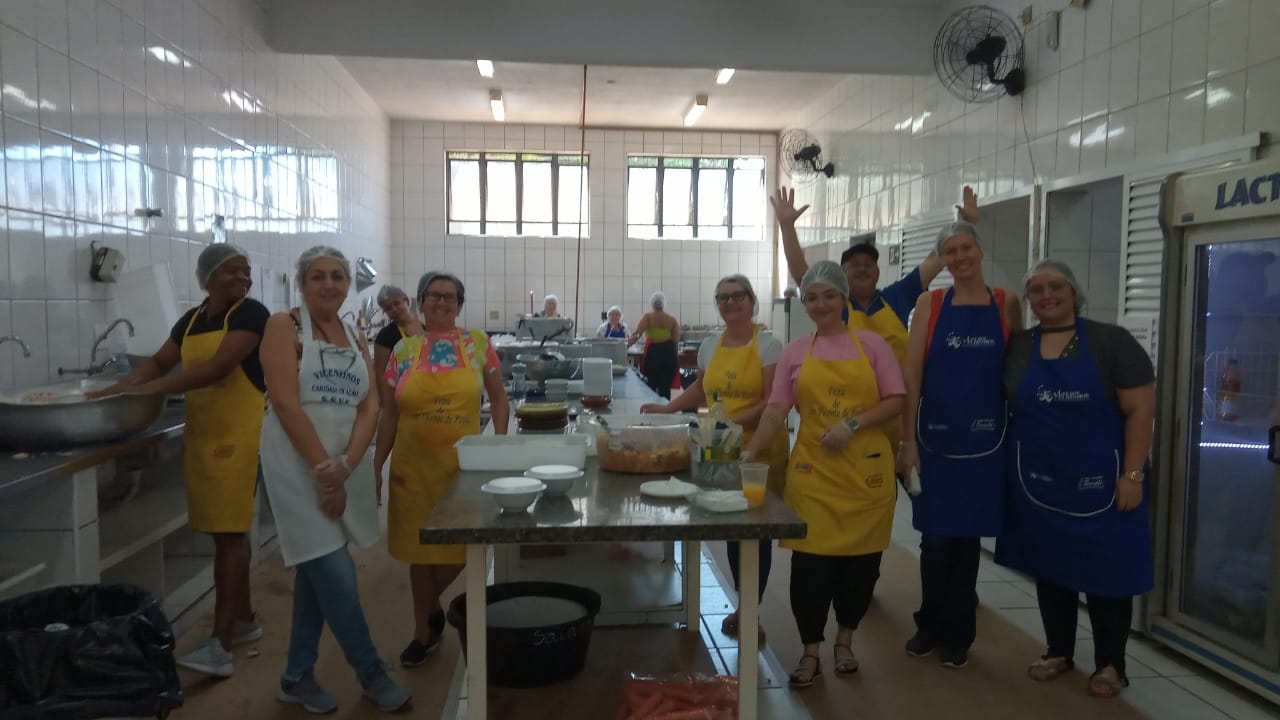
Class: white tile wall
387,121,778,331
0,0,390,391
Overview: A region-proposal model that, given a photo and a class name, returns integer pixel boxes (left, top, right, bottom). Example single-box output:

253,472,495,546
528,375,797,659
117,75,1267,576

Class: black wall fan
934,5,1026,103
779,129,834,184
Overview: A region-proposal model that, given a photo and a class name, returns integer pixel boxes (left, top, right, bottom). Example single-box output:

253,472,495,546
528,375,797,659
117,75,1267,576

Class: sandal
788,655,822,688
1087,666,1126,699
721,612,739,637
1027,655,1073,682
833,644,859,675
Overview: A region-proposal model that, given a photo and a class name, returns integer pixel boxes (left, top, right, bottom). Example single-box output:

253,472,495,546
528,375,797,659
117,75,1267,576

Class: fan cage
933,5,1024,103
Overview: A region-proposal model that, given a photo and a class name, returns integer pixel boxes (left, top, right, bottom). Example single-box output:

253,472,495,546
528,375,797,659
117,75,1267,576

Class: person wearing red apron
744,261,906,688
378,271,510,669
899,222,1022,670
640,275,788,638
91,243,269,677
995,261,1155,699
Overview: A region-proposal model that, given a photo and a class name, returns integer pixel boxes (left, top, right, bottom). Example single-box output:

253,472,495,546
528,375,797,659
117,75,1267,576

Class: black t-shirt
375,323,405,351
1004,318,1155,403
169,298,271,392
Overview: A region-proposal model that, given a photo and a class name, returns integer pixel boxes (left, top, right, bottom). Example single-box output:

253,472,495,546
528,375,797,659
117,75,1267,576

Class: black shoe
905,632,936,657
940,646,969,669
399,637,441,668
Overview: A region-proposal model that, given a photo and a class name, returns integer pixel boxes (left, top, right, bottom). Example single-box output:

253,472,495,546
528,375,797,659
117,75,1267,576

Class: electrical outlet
489,309,500,321
889,246,902,265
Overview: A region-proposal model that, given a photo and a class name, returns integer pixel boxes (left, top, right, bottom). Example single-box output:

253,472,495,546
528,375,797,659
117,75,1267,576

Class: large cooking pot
572,338,626,365
516,352,581,383
495,341,556,378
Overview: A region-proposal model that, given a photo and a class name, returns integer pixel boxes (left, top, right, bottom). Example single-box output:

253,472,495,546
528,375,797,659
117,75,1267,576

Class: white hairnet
607,305,623,316
295,245,350,284
800,260,849,299
195,243,248,290
543,294,559,305
650,291,666,310
1024,259,1087,312
377,284,408,305
935,221,981,255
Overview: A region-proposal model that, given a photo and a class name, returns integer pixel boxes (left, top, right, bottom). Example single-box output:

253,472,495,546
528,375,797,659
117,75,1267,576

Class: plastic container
447,582,602,687
455,435,589,471
596,414,692,474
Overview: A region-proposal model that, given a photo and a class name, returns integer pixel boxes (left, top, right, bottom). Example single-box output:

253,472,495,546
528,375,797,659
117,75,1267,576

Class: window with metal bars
446,151,589,237
626,155,767,240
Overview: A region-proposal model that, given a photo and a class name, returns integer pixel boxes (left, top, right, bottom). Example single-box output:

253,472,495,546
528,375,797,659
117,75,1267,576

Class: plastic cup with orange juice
739,462,768,507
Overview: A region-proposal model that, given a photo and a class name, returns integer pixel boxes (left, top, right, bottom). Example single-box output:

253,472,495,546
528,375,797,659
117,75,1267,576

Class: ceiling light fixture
683,94,708,127
490,89,505,122
715,68,735,85
477,59,495,78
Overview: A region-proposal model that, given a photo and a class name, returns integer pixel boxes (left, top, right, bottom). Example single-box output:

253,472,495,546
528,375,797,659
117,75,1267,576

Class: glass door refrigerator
1151,157,1280,706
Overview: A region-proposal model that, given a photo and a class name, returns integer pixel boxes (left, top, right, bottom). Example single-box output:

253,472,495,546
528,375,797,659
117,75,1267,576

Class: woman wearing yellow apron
744,261,906,689
92,244,269,677
371,284,425,505
377,271,510,668
641,275,787,637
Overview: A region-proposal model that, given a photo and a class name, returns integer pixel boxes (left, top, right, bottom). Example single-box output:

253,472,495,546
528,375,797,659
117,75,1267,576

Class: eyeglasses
714,290,751,305
423,291,458,304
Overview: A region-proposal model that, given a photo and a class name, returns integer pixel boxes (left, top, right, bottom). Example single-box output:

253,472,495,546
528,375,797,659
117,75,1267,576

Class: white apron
260,304,380,567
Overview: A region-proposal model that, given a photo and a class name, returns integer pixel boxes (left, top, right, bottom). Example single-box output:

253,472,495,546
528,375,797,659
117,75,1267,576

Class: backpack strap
924,289,946,356
992,288,1011,342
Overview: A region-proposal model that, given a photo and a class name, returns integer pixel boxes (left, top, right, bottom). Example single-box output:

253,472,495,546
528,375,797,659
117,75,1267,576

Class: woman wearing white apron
260,246,411,714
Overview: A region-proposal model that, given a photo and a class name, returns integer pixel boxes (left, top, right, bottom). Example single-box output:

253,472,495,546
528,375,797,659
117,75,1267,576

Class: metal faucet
0,336,32,357
59,318,135,376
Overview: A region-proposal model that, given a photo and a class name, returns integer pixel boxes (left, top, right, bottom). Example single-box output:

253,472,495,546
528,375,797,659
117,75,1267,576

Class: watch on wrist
1122,469,1144,484
843,417,860,433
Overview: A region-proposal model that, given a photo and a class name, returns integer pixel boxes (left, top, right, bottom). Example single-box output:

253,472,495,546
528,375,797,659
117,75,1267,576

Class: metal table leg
465,544,487,720
682,540,701,632
737,540,760,720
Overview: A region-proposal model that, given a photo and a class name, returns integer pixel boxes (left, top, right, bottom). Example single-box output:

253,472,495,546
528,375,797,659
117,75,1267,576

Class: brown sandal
788,655,822,688
833,644,859,675
1027,655,1073,682
1087,666,1126,698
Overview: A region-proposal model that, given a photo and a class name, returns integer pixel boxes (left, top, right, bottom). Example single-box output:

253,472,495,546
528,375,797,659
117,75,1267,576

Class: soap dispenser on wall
89,241,126,283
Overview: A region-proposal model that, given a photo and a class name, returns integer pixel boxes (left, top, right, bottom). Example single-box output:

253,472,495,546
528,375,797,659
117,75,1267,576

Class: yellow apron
849,301,907,449
782,327,896,555
181,297,264,533
387,332,482,564
702,328,788,495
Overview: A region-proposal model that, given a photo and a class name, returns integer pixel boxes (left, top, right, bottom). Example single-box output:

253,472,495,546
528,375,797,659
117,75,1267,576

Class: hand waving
770,187,811,226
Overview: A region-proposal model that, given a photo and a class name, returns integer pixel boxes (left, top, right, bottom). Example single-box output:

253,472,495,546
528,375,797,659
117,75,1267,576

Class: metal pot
574,338,626,365
516,352,581,383
0,378,167,449
496,341,555,378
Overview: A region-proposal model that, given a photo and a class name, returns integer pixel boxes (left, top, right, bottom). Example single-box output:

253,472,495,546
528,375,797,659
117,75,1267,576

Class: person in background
898,222,1022,670
537,294,560,318
640,275,787,638
743,261,905,688
259,247,411,713
628,292,681,399
596,306,628,339
995,260,1155,699
91,243,268,677
372,284,425,505
378,271,510,668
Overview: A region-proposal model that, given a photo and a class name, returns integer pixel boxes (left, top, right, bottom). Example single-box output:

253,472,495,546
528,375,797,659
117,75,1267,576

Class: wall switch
489,309,500,320
1045,10,1060,50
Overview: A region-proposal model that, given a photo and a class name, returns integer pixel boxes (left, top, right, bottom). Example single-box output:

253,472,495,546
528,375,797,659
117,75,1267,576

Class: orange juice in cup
740,463,768,508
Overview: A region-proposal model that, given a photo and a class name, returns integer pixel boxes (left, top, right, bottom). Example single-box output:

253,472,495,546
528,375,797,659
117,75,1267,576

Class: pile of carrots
616,673,738,720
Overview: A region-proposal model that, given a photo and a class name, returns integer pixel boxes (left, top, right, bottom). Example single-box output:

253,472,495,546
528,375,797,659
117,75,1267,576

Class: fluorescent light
477,59,495,78
715,68,735,84
684,94,708,127
490,88,505,122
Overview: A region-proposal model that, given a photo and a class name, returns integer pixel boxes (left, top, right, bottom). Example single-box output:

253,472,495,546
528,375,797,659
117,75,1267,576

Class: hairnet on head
295,245,350,285
376,285,408,305
607,305,623,316
195,243,248,290
1024,259,1087,313
935,221,981,255
650,291,666,310
800,260,850,299
543,294,559,305
417,270,466,306
716,274,759,315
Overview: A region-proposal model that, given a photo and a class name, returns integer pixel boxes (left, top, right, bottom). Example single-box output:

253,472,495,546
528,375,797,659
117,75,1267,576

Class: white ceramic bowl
481,476,546,513
526,464,584,495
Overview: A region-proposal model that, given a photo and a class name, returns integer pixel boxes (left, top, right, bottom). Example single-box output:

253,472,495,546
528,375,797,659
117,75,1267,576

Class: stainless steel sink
0,378,167,449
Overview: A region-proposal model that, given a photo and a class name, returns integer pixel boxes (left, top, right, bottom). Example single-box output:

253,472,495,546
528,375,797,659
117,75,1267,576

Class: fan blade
965,35,1006,65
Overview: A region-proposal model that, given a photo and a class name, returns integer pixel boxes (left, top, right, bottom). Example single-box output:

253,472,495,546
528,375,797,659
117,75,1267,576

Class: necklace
1040,324,1076,334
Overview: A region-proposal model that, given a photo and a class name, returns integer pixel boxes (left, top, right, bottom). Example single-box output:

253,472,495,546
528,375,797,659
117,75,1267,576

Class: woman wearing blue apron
899,221,1022,669
995,261,1155,699
596,305,628,339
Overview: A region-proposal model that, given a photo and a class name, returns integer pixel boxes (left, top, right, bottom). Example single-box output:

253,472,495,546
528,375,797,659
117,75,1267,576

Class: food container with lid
595,414,692,474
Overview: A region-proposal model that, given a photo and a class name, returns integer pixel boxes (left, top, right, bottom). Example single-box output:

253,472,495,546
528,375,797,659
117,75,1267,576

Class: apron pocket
1016,441,1118,517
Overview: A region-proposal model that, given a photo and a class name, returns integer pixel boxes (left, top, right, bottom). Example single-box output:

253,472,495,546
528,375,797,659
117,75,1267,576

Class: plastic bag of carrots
616,672,738,720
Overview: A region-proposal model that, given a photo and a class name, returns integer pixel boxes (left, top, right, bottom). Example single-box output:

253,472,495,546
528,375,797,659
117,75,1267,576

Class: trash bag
0,583,183,720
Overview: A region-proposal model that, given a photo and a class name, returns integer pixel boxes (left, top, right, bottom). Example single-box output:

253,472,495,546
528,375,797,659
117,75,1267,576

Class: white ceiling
337,59,847,130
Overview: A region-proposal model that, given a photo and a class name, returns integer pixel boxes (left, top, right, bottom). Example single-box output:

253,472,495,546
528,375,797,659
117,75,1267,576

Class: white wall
387,121,777,332
785,0,1280,283
1045,179,1123,323
0,0,389,392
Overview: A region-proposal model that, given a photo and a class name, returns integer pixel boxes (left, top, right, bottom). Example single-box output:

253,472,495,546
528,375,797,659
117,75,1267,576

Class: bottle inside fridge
1216,357,1242,421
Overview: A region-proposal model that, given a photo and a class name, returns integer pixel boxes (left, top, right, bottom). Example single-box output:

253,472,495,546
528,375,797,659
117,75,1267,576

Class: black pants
1036,578,1133,678
790,550,882,644
914,534,981,650
643,340,678,399
726,540,773,603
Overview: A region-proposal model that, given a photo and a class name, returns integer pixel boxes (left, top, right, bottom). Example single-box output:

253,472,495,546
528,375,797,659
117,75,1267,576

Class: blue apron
601,323,627,339
995,320,1153,596
911,288,1007,537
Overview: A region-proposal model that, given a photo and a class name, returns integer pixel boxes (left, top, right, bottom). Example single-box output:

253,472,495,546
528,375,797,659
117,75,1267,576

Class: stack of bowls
525,464,584,495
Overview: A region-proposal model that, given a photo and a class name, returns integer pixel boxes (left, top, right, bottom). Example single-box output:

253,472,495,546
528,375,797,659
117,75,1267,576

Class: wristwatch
1121,469,1144,485
843,417,861,433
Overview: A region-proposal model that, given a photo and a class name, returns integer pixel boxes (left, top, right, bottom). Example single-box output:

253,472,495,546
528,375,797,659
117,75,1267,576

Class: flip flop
1027,655,1073,682
1087,666,1126,698
833,643,859,675
788,655,822,688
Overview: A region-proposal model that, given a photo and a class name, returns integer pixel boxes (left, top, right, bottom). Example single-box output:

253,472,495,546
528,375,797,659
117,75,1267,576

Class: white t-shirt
696,330,783,372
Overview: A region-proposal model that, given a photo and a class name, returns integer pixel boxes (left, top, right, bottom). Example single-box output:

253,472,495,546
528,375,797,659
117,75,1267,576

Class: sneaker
940,646,969,669
277,676,338,714
176,637,234,678
398,637,440,667
905,632,936,658
362,667,412,712
232,615,264,646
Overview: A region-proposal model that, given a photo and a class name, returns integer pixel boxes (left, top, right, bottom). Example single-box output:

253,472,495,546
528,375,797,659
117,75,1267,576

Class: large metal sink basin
0,378,167,449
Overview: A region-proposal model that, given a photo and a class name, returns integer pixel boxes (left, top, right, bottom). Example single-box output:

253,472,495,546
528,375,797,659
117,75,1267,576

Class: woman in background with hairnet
742,261,905,688
91,243,270,677
994,260,1154,699
372,285,424,505
627,291,681,398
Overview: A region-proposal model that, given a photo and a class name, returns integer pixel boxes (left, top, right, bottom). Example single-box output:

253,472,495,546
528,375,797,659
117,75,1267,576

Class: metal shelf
98,478,188,572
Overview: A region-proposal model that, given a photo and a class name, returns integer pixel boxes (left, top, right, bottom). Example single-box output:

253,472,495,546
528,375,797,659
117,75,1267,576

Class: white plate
526,464,584,480
639,478,699,499
695,491,749,513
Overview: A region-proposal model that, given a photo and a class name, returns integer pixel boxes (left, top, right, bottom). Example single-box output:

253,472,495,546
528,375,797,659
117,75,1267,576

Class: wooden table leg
683,540,701,632
465,544,487,720
737,540,759,720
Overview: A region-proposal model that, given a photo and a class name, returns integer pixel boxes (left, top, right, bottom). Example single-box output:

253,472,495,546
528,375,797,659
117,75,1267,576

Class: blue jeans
284,545,381,685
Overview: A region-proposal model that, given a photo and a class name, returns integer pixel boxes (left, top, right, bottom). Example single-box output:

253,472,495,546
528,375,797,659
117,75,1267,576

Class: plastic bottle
1217,358,1241,422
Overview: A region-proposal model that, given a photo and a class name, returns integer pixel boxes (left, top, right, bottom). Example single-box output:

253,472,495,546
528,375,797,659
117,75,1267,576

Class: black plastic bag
0,584,183,719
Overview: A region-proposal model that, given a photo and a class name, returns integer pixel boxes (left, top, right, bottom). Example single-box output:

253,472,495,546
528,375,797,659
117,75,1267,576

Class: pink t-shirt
769,330,906,409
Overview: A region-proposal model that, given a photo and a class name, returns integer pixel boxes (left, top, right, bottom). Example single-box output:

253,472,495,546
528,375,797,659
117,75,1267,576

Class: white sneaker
176,637,234,677
232,615,263,646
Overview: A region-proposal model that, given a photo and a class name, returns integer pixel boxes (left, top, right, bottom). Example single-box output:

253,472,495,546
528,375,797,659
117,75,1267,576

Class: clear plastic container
595,414,691,474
